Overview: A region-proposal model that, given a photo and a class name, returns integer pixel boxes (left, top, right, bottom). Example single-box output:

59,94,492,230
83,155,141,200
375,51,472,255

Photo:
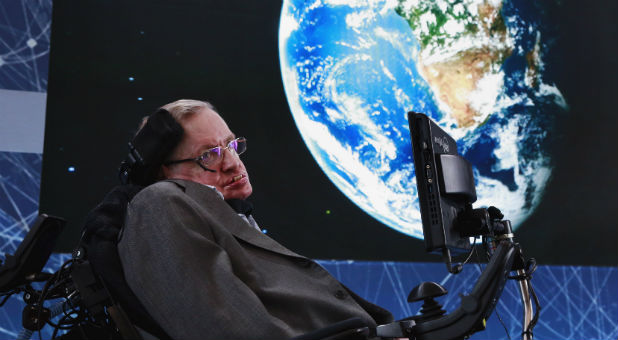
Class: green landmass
395,0,477,49
393,0,512,127
394,0,507,51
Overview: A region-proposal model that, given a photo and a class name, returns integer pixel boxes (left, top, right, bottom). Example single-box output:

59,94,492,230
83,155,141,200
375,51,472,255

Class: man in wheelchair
2,101,537,340
105,99,394,338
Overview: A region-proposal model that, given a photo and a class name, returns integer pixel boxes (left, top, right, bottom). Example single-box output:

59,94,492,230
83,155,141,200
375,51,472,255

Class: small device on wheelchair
0,215,66,293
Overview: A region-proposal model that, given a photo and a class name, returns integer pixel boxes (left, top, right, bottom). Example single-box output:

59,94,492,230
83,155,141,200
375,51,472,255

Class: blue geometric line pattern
0,0,56,336
0,152,42,251
0,151,71,339
318,260,618,340
0,0,52,92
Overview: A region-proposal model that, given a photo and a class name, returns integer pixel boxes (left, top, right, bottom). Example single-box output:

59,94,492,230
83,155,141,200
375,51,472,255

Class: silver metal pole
517,269,533,340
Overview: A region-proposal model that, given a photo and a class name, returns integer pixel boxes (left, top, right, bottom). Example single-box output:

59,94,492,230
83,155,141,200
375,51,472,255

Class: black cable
525,273,541,338
507,258,537,280
46,297,83,329
473,236,487,274
51,322,61,339
482,235,494,261
479,237,513,340
47,277,72,300
38,258,74,304
33,258,75,339
494,307,512,340
459,237,478,268
505,257,541,339
0,289,19,306
51,309,85,339
526,258,537,276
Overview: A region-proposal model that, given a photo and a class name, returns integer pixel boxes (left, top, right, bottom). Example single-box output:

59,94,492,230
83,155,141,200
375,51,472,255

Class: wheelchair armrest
291,317,371,340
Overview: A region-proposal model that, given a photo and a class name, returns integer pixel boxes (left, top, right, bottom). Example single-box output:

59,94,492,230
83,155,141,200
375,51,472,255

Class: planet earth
278,0,568,240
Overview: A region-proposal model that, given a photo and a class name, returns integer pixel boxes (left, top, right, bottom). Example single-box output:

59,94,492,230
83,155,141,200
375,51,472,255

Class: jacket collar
164,179,304,259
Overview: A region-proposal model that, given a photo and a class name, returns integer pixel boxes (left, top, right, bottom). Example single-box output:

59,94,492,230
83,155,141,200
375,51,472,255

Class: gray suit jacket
118,179,392,339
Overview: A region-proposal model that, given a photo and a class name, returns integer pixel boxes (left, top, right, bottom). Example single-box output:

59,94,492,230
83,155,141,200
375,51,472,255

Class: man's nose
220,148,241,171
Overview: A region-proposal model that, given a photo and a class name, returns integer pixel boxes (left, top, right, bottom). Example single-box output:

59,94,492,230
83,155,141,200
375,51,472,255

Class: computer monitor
408,112,477,256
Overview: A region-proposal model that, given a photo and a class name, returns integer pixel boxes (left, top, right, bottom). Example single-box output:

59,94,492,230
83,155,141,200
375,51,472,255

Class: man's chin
223,187,252,201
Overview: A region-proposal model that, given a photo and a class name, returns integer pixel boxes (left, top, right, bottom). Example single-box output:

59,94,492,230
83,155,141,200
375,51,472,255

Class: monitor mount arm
456,204,538,340
375,206,539,340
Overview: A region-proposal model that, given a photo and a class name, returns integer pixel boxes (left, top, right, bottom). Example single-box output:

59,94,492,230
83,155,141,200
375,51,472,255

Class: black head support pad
118,108,184,186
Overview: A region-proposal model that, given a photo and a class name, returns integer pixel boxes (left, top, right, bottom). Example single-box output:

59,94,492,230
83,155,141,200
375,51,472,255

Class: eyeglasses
164,137,247,172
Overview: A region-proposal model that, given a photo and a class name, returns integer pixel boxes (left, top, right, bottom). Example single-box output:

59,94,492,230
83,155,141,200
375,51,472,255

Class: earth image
279,0,568,239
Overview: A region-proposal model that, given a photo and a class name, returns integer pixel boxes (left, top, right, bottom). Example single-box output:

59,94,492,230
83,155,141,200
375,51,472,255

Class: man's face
163,108,253,200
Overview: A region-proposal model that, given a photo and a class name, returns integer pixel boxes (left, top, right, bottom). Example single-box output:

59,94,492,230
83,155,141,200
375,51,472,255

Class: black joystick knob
408,281,447,302
408,282,447,322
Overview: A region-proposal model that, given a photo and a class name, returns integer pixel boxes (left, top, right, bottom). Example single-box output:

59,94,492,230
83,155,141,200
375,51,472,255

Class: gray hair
132,99,218,181
161,99,215,122
138,99,216,130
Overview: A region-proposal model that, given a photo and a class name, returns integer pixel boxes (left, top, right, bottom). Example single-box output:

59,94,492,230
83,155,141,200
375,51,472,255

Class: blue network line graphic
0,152,41,252
318,260,618,340
0,152,71,339
0,2,65,338
0,0,52,92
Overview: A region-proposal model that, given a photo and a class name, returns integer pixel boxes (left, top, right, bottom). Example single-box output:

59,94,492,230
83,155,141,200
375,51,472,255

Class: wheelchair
0,109,539,339
0,207,534,340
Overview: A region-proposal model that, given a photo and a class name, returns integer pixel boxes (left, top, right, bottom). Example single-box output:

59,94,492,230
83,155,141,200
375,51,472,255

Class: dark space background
40,0,617,265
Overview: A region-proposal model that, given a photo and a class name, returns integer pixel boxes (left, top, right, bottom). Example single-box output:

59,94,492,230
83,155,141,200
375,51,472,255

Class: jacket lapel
166,179,304,259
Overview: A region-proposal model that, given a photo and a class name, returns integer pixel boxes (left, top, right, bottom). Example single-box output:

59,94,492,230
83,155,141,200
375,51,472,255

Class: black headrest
80,184,171,339
119,108,184,186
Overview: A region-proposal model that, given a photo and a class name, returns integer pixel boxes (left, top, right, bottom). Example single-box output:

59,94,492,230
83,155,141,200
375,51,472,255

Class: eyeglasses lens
200,138,246,166
200,149,219,165
234,138,247,155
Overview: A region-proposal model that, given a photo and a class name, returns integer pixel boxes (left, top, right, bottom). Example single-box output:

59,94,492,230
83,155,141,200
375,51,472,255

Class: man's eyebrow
200,134,237,150
224,133,236,142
